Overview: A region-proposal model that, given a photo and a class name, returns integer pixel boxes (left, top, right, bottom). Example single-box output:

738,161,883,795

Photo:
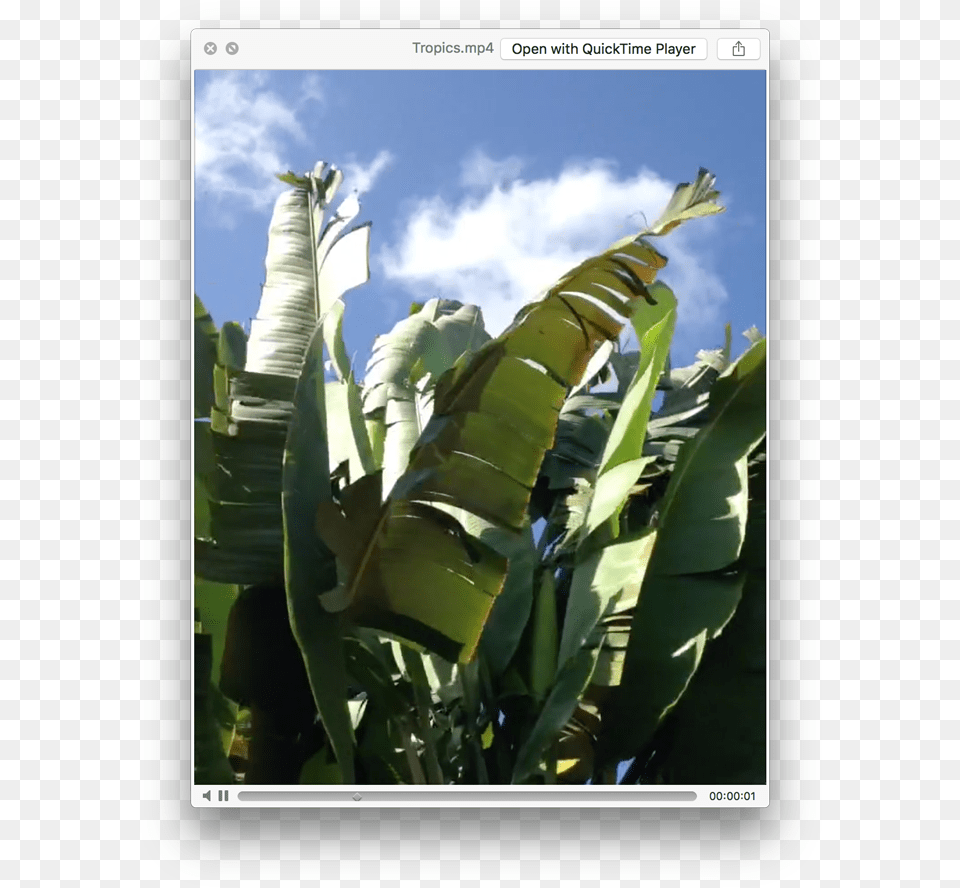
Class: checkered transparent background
2,0,954,881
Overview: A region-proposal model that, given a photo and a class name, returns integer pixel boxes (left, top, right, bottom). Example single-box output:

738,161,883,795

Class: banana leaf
195,161,371,587
596,338,766,767
625,447,766,784
282,325,355,782
194,294,218,418
320,169,725,666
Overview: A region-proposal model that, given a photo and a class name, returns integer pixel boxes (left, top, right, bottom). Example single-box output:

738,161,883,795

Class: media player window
192,29,769,808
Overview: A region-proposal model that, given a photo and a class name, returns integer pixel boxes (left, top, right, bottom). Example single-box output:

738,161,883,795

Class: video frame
193,59,767,797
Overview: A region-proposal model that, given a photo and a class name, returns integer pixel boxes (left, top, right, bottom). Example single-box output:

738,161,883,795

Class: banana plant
195,161,370,585
516,329,766,783
194,161,373,783
197,165,766,787
314,169,726,670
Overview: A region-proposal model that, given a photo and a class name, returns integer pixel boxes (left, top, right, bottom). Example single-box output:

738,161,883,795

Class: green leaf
316,474,509,666
594,340,766,767
399,646,445,784
581,284,676,540
638,577,764,781
596,570,746,766
195,578,239,686
217,322,247,373
335,172,724,666
396,347,566,533
528,571,558,699
194,295,218,418
511,647,598,784
431,302,490,368
195,540,284,587
276,170,310,188
323,298,352,382
645,449,766,784
194,420,214,540
363,313,441,417
315,471,383,611
282,325,355,782
362,300,490,500
609,349,640,399
549,478,593,554
539,407,611,496
365,414,385,469
345,501,509,664
213,323,248,421
316,223,371,331
344,631,411,719
195,162,371,591
363,299,489,417
568,340,614,396
556,528,658,675
194,632,236,785
300,746,343,784
477,522,538,676
246,162,343,378
381,383,434,501
645,328,734,445
353,692,414,785
325,379,376,485
421,650,463,706
649,338,766,576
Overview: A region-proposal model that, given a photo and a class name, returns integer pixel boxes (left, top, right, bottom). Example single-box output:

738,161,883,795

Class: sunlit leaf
649,338,766,576
596,338,766,766
511,647,598,784
195,162,371,590
581,284,676,540
339,173,725,666
556,528,658,675
640,167,725,237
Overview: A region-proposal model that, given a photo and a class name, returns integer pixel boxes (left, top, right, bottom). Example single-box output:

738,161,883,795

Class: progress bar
238,790,698,804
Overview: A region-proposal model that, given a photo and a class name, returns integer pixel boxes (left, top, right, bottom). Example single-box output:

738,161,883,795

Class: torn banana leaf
322,171,724,664
196,161,371,588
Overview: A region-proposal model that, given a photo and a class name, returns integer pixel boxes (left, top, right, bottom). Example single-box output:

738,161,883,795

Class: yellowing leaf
337,171,725,666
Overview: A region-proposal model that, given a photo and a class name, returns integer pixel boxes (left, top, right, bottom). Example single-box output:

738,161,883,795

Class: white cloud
195,72,315,216
342,150,394,196
460,149,525,190
379,153,728,342
298,72,324,105
196,74,394,226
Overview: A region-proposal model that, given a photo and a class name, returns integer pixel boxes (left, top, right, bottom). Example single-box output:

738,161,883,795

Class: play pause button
218,790,229,801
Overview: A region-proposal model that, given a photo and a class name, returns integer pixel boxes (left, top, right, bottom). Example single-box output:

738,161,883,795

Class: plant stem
401,648,445,784
459,661,490,784
545,740,557,785
398,719,427,785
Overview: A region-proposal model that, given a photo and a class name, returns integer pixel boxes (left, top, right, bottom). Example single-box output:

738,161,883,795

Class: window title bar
192,29,769,70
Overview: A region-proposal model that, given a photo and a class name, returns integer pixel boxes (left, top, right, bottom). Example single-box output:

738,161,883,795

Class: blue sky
194,69,766,373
